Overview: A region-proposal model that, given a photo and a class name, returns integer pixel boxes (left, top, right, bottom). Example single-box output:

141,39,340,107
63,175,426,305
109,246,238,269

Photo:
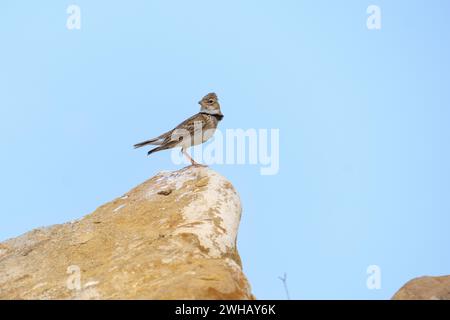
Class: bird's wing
160,113,207,144
134,114,203,148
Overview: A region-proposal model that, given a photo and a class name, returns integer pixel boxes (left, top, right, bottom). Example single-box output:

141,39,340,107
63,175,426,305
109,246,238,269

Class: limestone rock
392,275,450,300
0,166,253,299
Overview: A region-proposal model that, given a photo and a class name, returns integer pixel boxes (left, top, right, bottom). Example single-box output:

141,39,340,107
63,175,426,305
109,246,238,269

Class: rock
392,275,450,300
0,166,254,300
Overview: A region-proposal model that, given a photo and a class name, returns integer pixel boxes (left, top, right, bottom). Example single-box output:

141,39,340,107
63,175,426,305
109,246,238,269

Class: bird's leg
181,148,196,165
182,148,207,167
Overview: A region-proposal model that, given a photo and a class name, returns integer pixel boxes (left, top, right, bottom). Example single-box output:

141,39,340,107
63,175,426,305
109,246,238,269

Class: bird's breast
202,126,216,142
187,126,216,147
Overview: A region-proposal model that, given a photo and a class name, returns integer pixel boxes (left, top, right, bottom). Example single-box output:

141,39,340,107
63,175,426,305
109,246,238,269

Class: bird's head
198,92,223,118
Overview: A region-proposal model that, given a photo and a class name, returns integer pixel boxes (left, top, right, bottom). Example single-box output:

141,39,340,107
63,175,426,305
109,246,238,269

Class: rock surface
0,166,253,299
392,275,450,300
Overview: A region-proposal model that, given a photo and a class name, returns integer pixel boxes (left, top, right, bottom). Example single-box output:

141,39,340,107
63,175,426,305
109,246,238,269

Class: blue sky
1,1,450,299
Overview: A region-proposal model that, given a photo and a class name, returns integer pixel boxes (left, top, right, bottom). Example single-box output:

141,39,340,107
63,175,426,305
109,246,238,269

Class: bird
134,92,224,166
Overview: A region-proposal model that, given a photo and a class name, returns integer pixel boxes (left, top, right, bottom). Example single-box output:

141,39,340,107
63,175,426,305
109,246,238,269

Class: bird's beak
198,101,201,105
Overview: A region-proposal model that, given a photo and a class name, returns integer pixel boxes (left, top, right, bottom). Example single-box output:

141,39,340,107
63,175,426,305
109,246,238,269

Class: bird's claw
190,163,208,167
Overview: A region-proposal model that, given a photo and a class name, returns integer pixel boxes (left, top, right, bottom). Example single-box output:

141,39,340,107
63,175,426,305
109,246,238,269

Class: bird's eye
208,99,214,103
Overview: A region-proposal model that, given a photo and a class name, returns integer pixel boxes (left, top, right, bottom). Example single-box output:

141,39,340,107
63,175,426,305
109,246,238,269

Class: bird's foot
190,162,208,167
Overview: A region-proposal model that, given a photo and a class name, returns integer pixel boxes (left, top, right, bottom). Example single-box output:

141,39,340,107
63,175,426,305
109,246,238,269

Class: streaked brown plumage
134,93,223,166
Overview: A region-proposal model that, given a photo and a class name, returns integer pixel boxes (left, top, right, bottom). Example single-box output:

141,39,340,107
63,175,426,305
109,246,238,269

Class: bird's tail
134,129,174,149
134,138,161,149
147,145,169,156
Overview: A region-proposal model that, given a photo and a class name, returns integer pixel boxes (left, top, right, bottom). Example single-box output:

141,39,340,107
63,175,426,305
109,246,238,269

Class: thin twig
278,272,290,300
